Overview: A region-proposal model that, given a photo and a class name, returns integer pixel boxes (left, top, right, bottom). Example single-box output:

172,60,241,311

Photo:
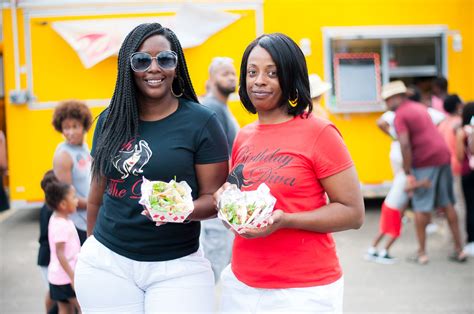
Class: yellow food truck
1,0,473,208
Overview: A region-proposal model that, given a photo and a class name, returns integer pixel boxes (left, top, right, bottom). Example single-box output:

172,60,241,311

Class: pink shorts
379,202,402,238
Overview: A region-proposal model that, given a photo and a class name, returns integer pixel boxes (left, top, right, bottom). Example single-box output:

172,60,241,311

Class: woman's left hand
239,209,286,239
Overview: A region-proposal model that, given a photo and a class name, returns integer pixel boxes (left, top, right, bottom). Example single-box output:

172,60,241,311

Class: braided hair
92,23,198,179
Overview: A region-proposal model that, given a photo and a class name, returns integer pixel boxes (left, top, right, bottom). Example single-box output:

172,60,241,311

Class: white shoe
426,223,438,235
463,242,474,256
376,253,398,265
364,247,378,261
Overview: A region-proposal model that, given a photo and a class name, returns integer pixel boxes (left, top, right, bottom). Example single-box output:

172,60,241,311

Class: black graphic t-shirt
91,98,229,261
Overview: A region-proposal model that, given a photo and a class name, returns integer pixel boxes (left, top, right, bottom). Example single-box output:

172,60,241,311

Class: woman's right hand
213,182,239,233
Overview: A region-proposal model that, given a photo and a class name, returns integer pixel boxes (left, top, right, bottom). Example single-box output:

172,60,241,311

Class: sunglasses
130,50,178,72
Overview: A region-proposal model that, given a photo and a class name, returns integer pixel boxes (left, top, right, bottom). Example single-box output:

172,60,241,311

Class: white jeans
219,265,344,313
75,236,215,313
384,170,409,210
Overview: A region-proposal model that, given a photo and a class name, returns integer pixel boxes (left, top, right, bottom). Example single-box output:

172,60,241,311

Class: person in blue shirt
201,56,239,282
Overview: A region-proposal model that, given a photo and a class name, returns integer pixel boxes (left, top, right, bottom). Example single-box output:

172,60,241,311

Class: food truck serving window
323,26,447,113
334,53,381,107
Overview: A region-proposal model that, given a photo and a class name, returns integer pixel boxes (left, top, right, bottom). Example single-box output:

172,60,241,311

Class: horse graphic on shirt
228,164,250,188
112,140,152,179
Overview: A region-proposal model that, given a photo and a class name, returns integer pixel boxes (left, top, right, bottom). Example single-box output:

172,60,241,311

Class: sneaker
364,247,378,261
376,252,398,264
426,223,439,235
463,242,474,257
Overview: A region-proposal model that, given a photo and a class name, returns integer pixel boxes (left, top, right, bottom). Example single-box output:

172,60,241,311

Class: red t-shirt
394,100,450,168
229,114,354,288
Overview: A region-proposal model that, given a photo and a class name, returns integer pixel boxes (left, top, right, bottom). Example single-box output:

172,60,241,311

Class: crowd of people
31,23,365,313
22,20,471,314
366,78,474,265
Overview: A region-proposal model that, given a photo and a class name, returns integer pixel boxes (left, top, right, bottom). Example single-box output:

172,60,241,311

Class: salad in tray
218,183,276,233
139,177,194,225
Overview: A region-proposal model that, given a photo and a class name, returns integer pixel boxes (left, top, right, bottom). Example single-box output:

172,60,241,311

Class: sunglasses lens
157,51,178,69
131,53,152,72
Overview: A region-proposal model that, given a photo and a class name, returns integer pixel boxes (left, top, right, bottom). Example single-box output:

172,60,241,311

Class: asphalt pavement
1,201,473,313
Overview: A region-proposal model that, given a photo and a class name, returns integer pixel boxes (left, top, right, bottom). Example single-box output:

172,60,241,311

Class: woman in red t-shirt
214,33,365,313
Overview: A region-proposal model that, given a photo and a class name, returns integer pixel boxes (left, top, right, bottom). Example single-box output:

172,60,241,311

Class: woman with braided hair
74,23,229,312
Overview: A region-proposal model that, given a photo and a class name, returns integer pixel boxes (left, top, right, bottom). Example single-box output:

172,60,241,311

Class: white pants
75,236,215,313
385,170,409,210
218,265,344,313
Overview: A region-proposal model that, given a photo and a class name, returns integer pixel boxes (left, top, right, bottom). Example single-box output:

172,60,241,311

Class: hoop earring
171,77,184,98
171,86,183,98
288,89,299,107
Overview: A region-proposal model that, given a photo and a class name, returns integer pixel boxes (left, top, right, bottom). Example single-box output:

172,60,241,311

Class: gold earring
288,89,299,107
171,86,183,98
171,77,184,98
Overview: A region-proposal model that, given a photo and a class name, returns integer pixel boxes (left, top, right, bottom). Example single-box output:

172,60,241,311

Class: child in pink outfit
41,170,81,313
